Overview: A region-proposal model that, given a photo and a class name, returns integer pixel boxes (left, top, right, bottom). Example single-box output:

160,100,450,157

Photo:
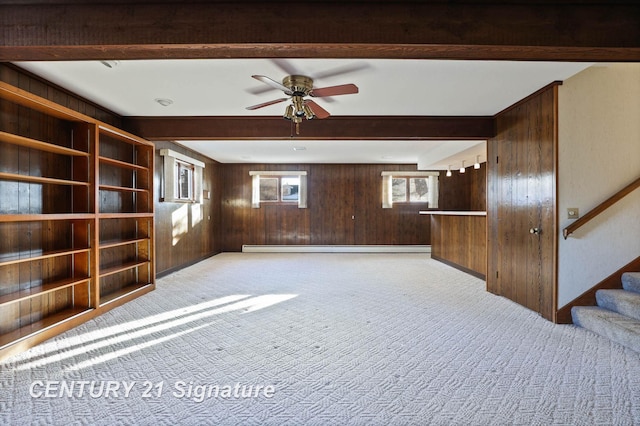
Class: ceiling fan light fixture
303,104,315,120
283,105,294,120
248,72,358,135
292,96,305,113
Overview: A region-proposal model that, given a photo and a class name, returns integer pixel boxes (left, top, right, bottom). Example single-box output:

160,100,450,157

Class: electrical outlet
567,208,579,219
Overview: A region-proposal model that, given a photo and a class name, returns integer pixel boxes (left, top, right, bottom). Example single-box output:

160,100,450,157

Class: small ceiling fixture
293,146,306,151
474,155,481,169
155,98,173,107
459,160,466,173
446,165,452,177
99,60,119,69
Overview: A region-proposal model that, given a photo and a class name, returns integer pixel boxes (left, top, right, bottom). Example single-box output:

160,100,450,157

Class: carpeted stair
572,272,640,353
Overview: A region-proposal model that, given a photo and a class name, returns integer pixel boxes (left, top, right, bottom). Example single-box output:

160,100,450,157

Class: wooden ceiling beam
123,116,495,140
1,2,639,61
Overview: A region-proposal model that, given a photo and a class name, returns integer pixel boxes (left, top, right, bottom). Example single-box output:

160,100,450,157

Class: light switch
567,208,579,219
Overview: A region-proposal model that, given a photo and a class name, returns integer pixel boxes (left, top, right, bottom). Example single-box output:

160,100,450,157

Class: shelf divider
99,237,149,250
0,247,91,267
0,308,93,350
99,282,153,306
0,131,89,157
0,277,91,307
0,172,91,187
99,260,150,278
99,155,149,171
99,184,149,193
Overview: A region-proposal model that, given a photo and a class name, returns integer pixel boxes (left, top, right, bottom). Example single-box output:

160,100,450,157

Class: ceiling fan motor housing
282,75,314,96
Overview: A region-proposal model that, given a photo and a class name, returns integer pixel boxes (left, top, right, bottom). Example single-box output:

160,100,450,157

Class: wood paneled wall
487,84,558,321
438,163,486,211
431,215,486,279
219,163,481,251
153,142,220,276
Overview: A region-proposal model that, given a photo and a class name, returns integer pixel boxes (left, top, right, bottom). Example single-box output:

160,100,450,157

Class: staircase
572,272,640,352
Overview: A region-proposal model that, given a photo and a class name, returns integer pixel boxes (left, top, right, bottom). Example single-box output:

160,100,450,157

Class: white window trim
381,171,439,209
249,171,307,208
160,149,205,203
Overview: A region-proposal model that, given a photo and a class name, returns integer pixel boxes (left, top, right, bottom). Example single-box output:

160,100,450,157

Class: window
391,177,430,203
250,171,307,208
281,176,300,202
160,149,205,203
258,176,300,203
176,160,195,200
382,171,439,208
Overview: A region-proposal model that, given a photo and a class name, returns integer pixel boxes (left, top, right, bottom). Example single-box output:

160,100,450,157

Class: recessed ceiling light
293,146,306,151
155,98,173,107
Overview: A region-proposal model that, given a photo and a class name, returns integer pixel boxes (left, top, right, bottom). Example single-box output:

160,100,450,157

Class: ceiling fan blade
251,75,293,95
305,100,330,119
245,98,289,110
313,62,370,80
271,59,299,76
311,84,359,97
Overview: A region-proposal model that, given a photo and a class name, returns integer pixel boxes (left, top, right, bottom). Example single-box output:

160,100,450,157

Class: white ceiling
15,59,592,168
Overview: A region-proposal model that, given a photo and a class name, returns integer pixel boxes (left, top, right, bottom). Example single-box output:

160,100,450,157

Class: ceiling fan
246,74,359,135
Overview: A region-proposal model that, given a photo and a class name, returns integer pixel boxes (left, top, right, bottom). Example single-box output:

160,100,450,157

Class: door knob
529,228,541,235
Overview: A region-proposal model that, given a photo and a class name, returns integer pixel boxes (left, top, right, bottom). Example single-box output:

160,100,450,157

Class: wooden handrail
563,176,640,239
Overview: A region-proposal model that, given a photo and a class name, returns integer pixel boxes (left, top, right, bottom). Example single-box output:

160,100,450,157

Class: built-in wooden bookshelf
0,81,155,359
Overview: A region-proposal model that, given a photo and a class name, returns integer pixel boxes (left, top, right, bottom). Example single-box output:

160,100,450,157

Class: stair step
622,272,640,294
572,306,640,353
596,289,640,321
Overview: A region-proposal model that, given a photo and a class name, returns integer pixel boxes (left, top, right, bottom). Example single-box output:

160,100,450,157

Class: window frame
258,175,301,204
159,148,205,203
250,171,307,208
381,171,439,209
175,159,195,201
391,176,431,204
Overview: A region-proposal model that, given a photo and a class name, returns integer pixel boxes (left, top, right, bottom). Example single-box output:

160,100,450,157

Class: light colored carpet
1,253,639,425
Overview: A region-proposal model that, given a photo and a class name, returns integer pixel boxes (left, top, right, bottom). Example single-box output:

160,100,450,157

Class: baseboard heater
242,245,431,253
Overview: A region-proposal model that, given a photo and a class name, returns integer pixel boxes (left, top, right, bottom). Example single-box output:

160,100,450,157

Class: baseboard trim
556,255,640,324
242,245,431,253
431,254,486,280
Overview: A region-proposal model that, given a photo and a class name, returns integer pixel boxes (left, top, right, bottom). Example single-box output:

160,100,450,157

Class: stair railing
563,176,640,239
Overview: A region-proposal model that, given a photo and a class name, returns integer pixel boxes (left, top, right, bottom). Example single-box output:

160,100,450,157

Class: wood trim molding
4,44,640,62
494,81,563,118
556,256,640,324
431,255,486,280
1,2,639,62
124,116,496,140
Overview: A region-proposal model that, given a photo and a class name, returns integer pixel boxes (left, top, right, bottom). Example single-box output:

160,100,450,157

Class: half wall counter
420,211,486,279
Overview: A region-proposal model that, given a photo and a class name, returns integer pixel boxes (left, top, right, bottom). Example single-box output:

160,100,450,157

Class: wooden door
487,85,557,321
309,164,355,245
